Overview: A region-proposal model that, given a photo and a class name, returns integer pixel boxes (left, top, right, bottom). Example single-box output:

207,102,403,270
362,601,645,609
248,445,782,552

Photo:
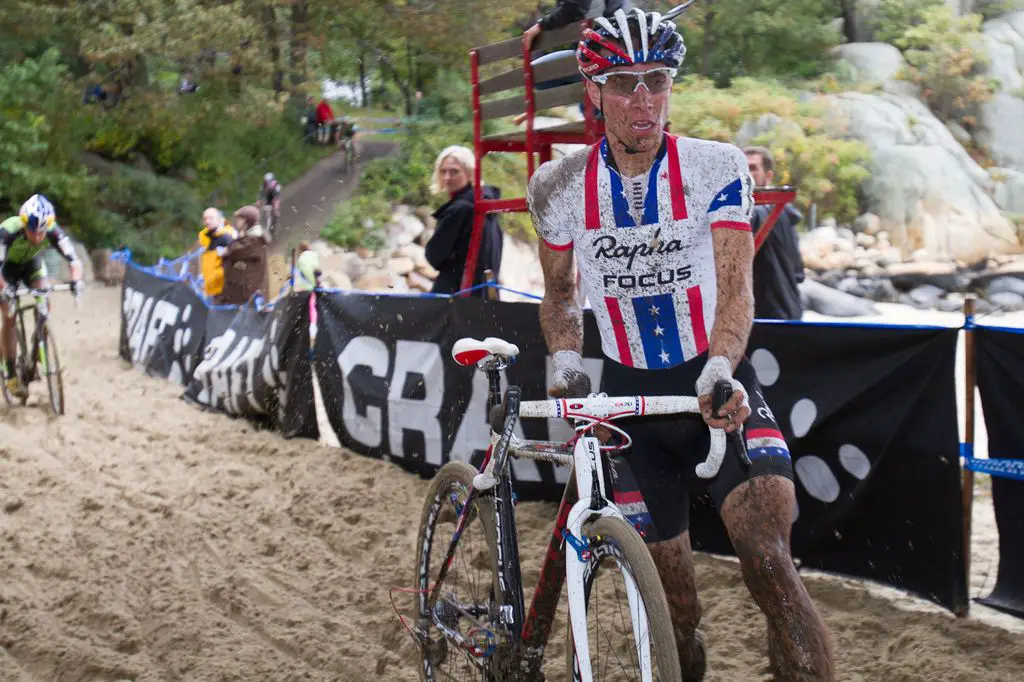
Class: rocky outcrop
824,86,1020,263
977,12,1024,173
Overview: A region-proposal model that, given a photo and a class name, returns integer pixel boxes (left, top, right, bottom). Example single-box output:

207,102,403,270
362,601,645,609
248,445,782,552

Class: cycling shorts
1,257,47,291
602,353,794,543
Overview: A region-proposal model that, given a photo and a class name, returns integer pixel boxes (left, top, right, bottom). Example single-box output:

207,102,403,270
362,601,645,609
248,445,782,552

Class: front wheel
567,516,682,682
38,322,64,416
414,461,503,682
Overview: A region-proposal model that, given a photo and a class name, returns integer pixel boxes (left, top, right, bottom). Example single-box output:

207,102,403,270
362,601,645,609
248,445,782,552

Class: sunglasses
591,67,678,97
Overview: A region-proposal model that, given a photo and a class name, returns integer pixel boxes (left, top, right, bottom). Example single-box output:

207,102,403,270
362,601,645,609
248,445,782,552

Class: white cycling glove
695,355,750,413
549,350,592,398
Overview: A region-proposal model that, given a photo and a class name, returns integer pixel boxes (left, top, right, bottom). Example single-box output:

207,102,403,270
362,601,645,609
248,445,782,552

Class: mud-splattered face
586,62,672,157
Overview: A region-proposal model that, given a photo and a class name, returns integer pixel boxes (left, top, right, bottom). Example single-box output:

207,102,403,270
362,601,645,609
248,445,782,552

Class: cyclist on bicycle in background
260,172,282,235
0,194,84,397
527,8,836,680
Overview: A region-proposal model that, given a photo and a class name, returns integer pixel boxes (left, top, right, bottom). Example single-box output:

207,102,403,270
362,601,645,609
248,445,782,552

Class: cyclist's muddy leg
648,533,705,677
720,475,836,682
1,299,15,370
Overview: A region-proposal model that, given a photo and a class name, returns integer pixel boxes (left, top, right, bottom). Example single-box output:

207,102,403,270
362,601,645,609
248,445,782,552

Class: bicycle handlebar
519,395,700,422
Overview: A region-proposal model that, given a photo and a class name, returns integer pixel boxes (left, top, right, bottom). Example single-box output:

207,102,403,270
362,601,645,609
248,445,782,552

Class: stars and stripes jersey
527,134,755,369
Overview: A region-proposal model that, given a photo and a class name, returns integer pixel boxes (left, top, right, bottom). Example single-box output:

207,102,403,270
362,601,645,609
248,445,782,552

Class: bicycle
261,202,280,240
337,122,358,174
0,284,78,416
409,336,732,681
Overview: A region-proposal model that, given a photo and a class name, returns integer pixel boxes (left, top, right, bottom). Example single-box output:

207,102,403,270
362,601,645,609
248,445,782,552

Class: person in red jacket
315,98,336,144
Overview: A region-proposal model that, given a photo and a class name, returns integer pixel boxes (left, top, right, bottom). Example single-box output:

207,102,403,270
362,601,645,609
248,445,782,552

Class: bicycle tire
15,311,30,406
567,516,682,682
414,461,503,682
39,321,64,416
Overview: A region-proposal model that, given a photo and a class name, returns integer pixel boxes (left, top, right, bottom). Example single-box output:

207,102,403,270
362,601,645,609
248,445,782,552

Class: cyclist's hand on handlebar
696,356,750,434
547,350,591,398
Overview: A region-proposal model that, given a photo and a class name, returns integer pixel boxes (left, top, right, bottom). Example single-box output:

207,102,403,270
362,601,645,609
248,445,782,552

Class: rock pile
801,216,1024,314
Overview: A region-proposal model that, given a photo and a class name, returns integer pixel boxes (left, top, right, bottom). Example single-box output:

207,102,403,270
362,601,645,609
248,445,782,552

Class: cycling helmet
19,194,56,233
264,172,275,185
577,8,687,78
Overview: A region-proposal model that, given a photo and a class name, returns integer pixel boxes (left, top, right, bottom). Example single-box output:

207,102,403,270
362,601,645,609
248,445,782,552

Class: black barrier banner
119,265,208,384
183,296,319,439
693,323,965,613
313,291,965,612
975,327,1024,619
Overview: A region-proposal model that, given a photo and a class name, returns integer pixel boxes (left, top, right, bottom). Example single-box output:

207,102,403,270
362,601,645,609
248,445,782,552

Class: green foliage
974,0,1023,20
872,0,945,44
321,194,391,251
894,6,997,128
669,77,872,224
650,0,840,83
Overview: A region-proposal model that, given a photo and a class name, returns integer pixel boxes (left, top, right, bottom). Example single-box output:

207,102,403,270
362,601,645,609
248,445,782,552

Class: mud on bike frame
417,337,736,679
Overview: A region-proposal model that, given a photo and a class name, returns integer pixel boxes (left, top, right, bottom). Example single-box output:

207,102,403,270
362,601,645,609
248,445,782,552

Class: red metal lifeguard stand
460,19,796,295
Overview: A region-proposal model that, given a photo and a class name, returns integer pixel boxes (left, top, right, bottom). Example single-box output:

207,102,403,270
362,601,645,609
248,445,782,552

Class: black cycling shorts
602,353,794,543
1,257,47,290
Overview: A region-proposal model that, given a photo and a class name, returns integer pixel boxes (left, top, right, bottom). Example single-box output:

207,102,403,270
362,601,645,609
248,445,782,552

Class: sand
1,287,1022,681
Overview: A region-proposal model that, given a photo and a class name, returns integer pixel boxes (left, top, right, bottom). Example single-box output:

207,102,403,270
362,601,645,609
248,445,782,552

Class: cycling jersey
261,182,281,205
527,135,754,369
0,216,79,267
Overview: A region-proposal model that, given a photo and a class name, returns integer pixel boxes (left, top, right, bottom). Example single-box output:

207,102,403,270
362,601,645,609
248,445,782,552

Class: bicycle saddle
451,337,520,366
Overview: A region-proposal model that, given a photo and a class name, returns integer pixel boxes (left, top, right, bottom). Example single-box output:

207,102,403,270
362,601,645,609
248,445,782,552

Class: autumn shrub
669,77,872,225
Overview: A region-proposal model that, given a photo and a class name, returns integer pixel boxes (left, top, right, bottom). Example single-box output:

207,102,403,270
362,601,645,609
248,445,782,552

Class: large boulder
990,167,1024,213
826,90,1019,263
829,43,916,97
799,279,879,317
976,12,1024,172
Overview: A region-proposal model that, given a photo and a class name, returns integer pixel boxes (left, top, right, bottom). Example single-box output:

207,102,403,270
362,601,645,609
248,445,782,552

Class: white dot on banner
790,398,817,438
173,328,183,353
183,304,192,324
182,328,192,348
839,444,871,480
750,348,780,386
795,455,840,503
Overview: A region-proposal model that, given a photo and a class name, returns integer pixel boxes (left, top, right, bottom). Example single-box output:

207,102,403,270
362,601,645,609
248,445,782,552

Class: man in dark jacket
745,146,805,320
425,184,504,297
523,0,632,48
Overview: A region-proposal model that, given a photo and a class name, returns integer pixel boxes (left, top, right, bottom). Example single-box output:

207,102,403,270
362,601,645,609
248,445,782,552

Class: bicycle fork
563,436,654,682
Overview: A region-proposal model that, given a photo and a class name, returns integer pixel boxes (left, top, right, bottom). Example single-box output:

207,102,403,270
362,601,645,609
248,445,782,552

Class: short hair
298,240,311,252
743,145,775,173
430,145,475,194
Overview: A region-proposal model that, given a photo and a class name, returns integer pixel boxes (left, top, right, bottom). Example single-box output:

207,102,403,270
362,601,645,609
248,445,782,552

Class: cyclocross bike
411,336,734,682
0,284,78,415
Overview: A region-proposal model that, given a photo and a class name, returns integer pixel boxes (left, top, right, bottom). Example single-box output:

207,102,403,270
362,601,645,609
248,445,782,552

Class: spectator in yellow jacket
198,208,238,297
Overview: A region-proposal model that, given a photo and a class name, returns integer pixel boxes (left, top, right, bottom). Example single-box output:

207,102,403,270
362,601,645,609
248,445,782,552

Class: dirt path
264,139,398,291
0,287,1022,681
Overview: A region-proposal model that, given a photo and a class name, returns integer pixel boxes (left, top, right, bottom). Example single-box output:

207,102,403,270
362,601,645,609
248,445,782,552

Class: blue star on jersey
707,178,744,213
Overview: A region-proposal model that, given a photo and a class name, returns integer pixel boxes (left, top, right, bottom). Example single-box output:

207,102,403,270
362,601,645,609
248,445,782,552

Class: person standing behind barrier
424,146,504,297
198,208,238,299
293,242,322,292
218,207,270,305
744,146,805,320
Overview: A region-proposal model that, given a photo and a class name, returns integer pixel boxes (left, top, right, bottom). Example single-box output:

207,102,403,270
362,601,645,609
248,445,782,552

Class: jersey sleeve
706,144,755,232
527,160,573,251
49,224,80,264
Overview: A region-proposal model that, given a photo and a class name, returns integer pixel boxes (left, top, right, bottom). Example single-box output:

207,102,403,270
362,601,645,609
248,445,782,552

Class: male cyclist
260,172,282,235
527,9,836,681
0,194,84,397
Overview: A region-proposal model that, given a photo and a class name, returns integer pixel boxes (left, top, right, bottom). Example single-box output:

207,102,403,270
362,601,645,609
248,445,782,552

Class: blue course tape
963,455,1024,481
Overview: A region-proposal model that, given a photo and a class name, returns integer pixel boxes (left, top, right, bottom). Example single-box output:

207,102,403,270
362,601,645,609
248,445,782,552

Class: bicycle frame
424,366,654,680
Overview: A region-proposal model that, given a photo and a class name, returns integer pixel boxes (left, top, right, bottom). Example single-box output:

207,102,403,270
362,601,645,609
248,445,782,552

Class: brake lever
712,379,751,470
